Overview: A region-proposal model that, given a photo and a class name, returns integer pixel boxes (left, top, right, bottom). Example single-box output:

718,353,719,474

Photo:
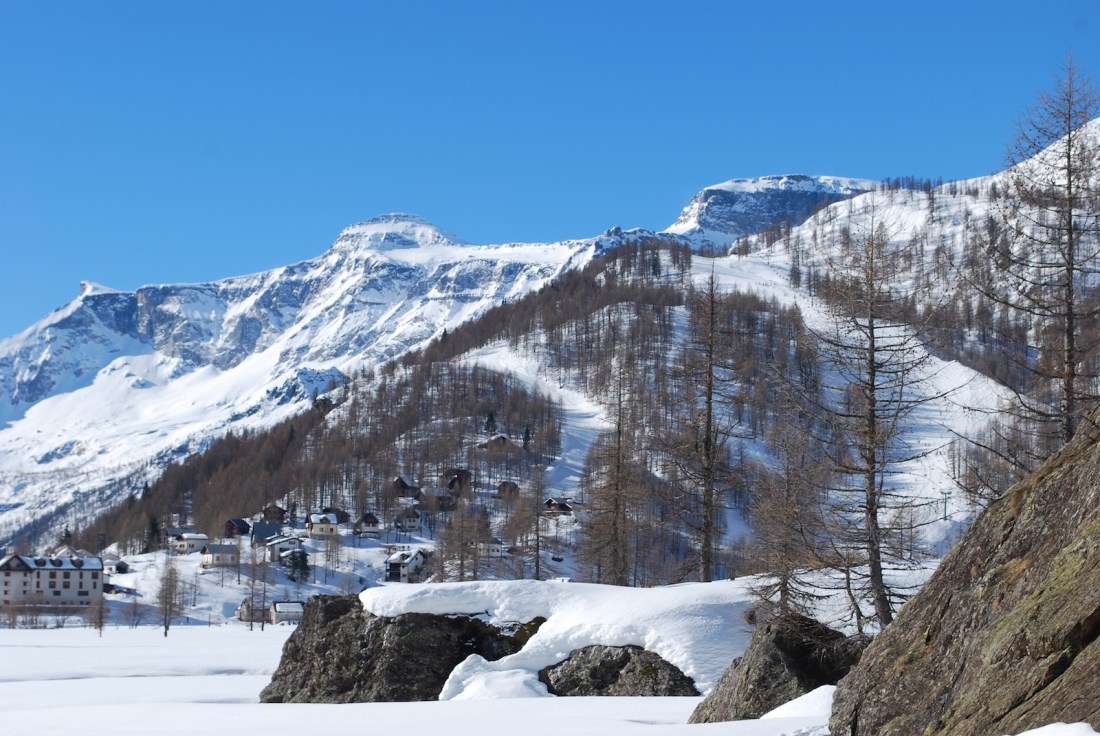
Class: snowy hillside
0,215,608,543
0,174,891,546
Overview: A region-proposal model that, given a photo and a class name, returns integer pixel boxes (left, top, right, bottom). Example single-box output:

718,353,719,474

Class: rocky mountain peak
664,174,874,247
332,213,467,253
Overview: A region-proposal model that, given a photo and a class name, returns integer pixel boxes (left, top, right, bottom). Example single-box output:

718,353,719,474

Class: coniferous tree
961,56,1100,500
806,201,945,627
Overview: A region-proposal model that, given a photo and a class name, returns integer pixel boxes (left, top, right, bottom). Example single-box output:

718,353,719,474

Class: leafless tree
156,556,184,637
806,201,947,627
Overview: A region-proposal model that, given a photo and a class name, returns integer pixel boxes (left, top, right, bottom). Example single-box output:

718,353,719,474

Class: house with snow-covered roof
101,555,130,575
306,513,340,539
270,600,305,625
171,532,209,555
543,497,574,515
353,512,382,538
385,548,425,583
0,554,104,608
264,535,304,562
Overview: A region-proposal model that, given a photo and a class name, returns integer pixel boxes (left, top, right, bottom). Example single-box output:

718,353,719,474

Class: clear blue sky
2,1,1098,340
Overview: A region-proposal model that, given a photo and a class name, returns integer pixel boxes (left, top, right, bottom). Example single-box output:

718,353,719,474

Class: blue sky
2,1,1098,339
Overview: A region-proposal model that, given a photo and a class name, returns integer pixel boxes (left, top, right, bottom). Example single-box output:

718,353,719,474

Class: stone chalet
1,554,104,608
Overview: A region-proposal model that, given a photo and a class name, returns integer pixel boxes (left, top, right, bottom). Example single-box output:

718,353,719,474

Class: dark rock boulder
690,612,864,723
538,644,698,697
830,420,1100,736
260,594,543,703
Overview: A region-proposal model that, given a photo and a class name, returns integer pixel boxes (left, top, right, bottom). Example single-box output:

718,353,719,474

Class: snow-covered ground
1,577,1095,736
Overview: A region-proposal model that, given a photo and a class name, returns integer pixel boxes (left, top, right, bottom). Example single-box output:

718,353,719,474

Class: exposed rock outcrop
830,420,1100,735
538,644,699,697
690,612,864,723
259,594,542,703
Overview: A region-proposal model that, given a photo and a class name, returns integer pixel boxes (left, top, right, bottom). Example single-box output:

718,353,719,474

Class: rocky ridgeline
259,594,696,702
831,417,1100,735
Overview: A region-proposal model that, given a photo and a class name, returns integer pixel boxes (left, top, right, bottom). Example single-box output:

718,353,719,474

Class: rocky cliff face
830,419,1100,735
663,174,873,247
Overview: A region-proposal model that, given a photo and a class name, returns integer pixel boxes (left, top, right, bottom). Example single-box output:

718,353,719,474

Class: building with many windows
0,554,104,608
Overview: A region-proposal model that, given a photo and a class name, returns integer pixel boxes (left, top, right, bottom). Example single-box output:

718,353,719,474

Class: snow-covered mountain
0,214,622,542
0,159,1033,547
663,174,874,247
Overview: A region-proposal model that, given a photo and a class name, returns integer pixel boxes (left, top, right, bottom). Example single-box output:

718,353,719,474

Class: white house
270,601,305,625
264,535,303,563
393,507,421,533
353,513,382,538
172,533,209,555
200,543,239,569
306,513,340,539
478,538,505,558
101,553,130,575
0,554,104,608
385,549,425,583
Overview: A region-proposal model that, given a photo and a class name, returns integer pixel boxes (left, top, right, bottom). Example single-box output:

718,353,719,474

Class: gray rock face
690,613,863,723
259,594,542,703
830,418,1100,735
538,644,699,697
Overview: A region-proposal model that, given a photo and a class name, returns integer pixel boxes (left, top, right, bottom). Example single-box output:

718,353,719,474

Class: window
91,572,99,580
49,571,56,579
52,591,61,597
49,581,56,589
63,582,70,589
63,571,71,579
78,590,89,597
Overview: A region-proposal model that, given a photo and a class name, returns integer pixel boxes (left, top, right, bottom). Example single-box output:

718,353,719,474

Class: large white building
0,554,104,608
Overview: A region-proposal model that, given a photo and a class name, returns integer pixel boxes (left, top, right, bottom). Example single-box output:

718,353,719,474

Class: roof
177,532,208,541
386,549,423,564
1,554,104,571
308,513,339,524
250,521,282,539
265,535,302,546
271,601,305,613
201,544,237,555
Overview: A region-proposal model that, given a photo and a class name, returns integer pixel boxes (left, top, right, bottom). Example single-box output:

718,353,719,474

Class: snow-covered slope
664,174,874,247
0,215,609,542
